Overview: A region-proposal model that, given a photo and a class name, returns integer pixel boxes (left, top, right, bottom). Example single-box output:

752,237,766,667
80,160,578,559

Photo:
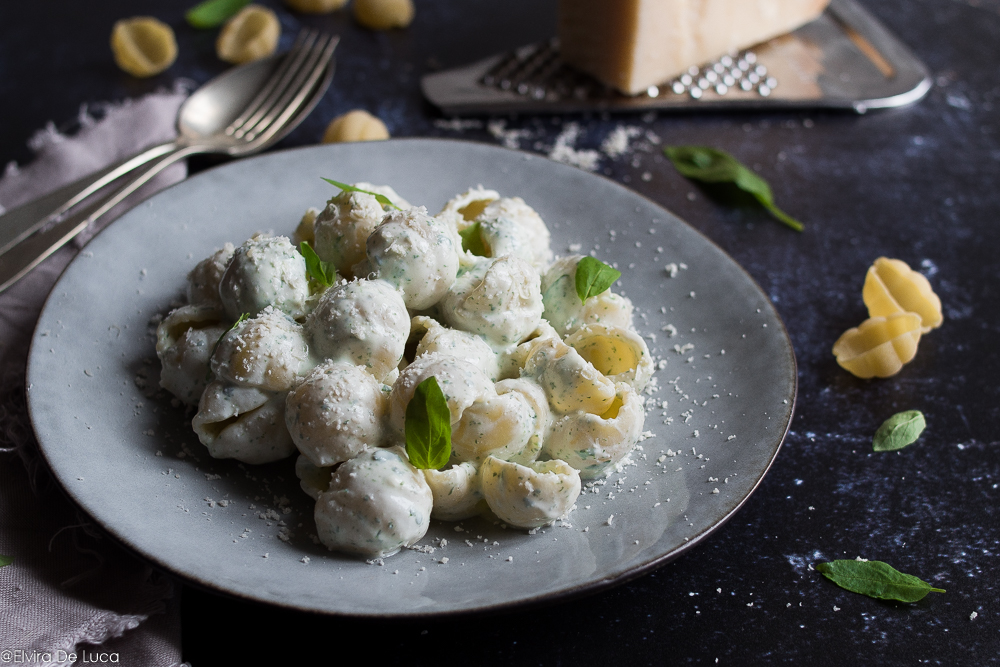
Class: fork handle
0,144,197,295
0,140,179,258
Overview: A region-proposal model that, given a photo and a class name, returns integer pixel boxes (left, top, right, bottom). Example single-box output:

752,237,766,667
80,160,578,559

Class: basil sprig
299,241,336,288
459,221,488,257
185,0,249,28
405,376,451,469
322,178,401,210
873,410,926,452
575,256,620,304
816,560,945,603
664,145,804,232
0,555,12,568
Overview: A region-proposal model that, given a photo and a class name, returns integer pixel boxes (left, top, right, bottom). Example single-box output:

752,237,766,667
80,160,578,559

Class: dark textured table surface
3,0,998,664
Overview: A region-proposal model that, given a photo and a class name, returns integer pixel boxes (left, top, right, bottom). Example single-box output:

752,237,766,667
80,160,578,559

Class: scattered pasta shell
322,110,390,143
216,5,280,64
353,0,415,30
832,313,922,379
863,257,943,333
110,17,177,78
284,0,348,13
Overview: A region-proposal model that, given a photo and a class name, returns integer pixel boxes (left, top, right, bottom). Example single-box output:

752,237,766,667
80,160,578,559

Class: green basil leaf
0,555,12,568
458,221,488,257
664,145,804,232
405,376,451,470
873,410,926,452
206,312,249,380
185,0,249,28
322,178,401,210
299,241,336,288
575,256,621,304
816,560,945,603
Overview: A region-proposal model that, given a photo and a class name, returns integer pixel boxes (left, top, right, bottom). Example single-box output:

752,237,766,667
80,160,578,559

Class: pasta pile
156,184,653,559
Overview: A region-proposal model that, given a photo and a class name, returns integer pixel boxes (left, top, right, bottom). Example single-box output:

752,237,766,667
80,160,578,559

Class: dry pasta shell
353,0,415,30
862,257,943,333
110,17,177,78
216,5,280,65
322,110,390,143
832,313,922,379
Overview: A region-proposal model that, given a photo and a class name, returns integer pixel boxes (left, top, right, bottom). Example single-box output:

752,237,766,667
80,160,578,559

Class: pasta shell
322,110,390,143
565,323,653,393
110,17,177,78
193,382,296,464
315,447,432,558
422,462,486,521
216,5,280,65
522,336,617,416
285,360,386,467
451,390,535,466
832,313,922,379
156,304,227,405
480,457,581,529
862,257,943,333
353,0,415,30
541,382,644,478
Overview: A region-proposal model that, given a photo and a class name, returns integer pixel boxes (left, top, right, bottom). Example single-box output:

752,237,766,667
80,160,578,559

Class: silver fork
0,31,337,294
0,30,338,260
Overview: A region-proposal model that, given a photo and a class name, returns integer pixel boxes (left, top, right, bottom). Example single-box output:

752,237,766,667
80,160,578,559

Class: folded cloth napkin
0,88,189,667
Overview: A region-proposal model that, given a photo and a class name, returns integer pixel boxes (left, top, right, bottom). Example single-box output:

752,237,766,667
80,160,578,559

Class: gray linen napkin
0,88,189,667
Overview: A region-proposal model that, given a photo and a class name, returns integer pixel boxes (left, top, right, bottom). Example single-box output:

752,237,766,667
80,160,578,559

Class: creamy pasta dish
155,183,653,559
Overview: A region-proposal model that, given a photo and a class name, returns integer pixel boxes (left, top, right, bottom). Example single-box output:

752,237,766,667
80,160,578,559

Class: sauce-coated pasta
158,181,663,558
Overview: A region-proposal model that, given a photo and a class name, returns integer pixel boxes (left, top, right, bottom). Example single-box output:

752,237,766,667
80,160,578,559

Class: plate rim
26,137,797,617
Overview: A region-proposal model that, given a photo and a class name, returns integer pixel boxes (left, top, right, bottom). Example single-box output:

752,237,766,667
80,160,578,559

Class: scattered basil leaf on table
206,312,249,380
322,178,401,210
405,376,451,470
299,241,336,288
575,256,621,304
0,555,12,568
185,0,249,28
816,560,945,603
459,221,488,257
873,410,926,452
664,145,805,232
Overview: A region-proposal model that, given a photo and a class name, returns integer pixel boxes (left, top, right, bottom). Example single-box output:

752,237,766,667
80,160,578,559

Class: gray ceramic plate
27,139,795,617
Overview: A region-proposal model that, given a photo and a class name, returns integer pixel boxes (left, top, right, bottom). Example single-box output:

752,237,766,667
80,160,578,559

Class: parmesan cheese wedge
558,0,831,95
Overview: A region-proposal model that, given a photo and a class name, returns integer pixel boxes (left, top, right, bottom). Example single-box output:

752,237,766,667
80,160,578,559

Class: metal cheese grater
422,0,931,116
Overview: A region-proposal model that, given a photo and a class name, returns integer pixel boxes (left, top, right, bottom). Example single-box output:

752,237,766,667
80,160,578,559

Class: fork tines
227,30,339,142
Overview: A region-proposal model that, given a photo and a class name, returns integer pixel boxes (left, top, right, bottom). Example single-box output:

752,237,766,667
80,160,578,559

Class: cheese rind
558,0,831,95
